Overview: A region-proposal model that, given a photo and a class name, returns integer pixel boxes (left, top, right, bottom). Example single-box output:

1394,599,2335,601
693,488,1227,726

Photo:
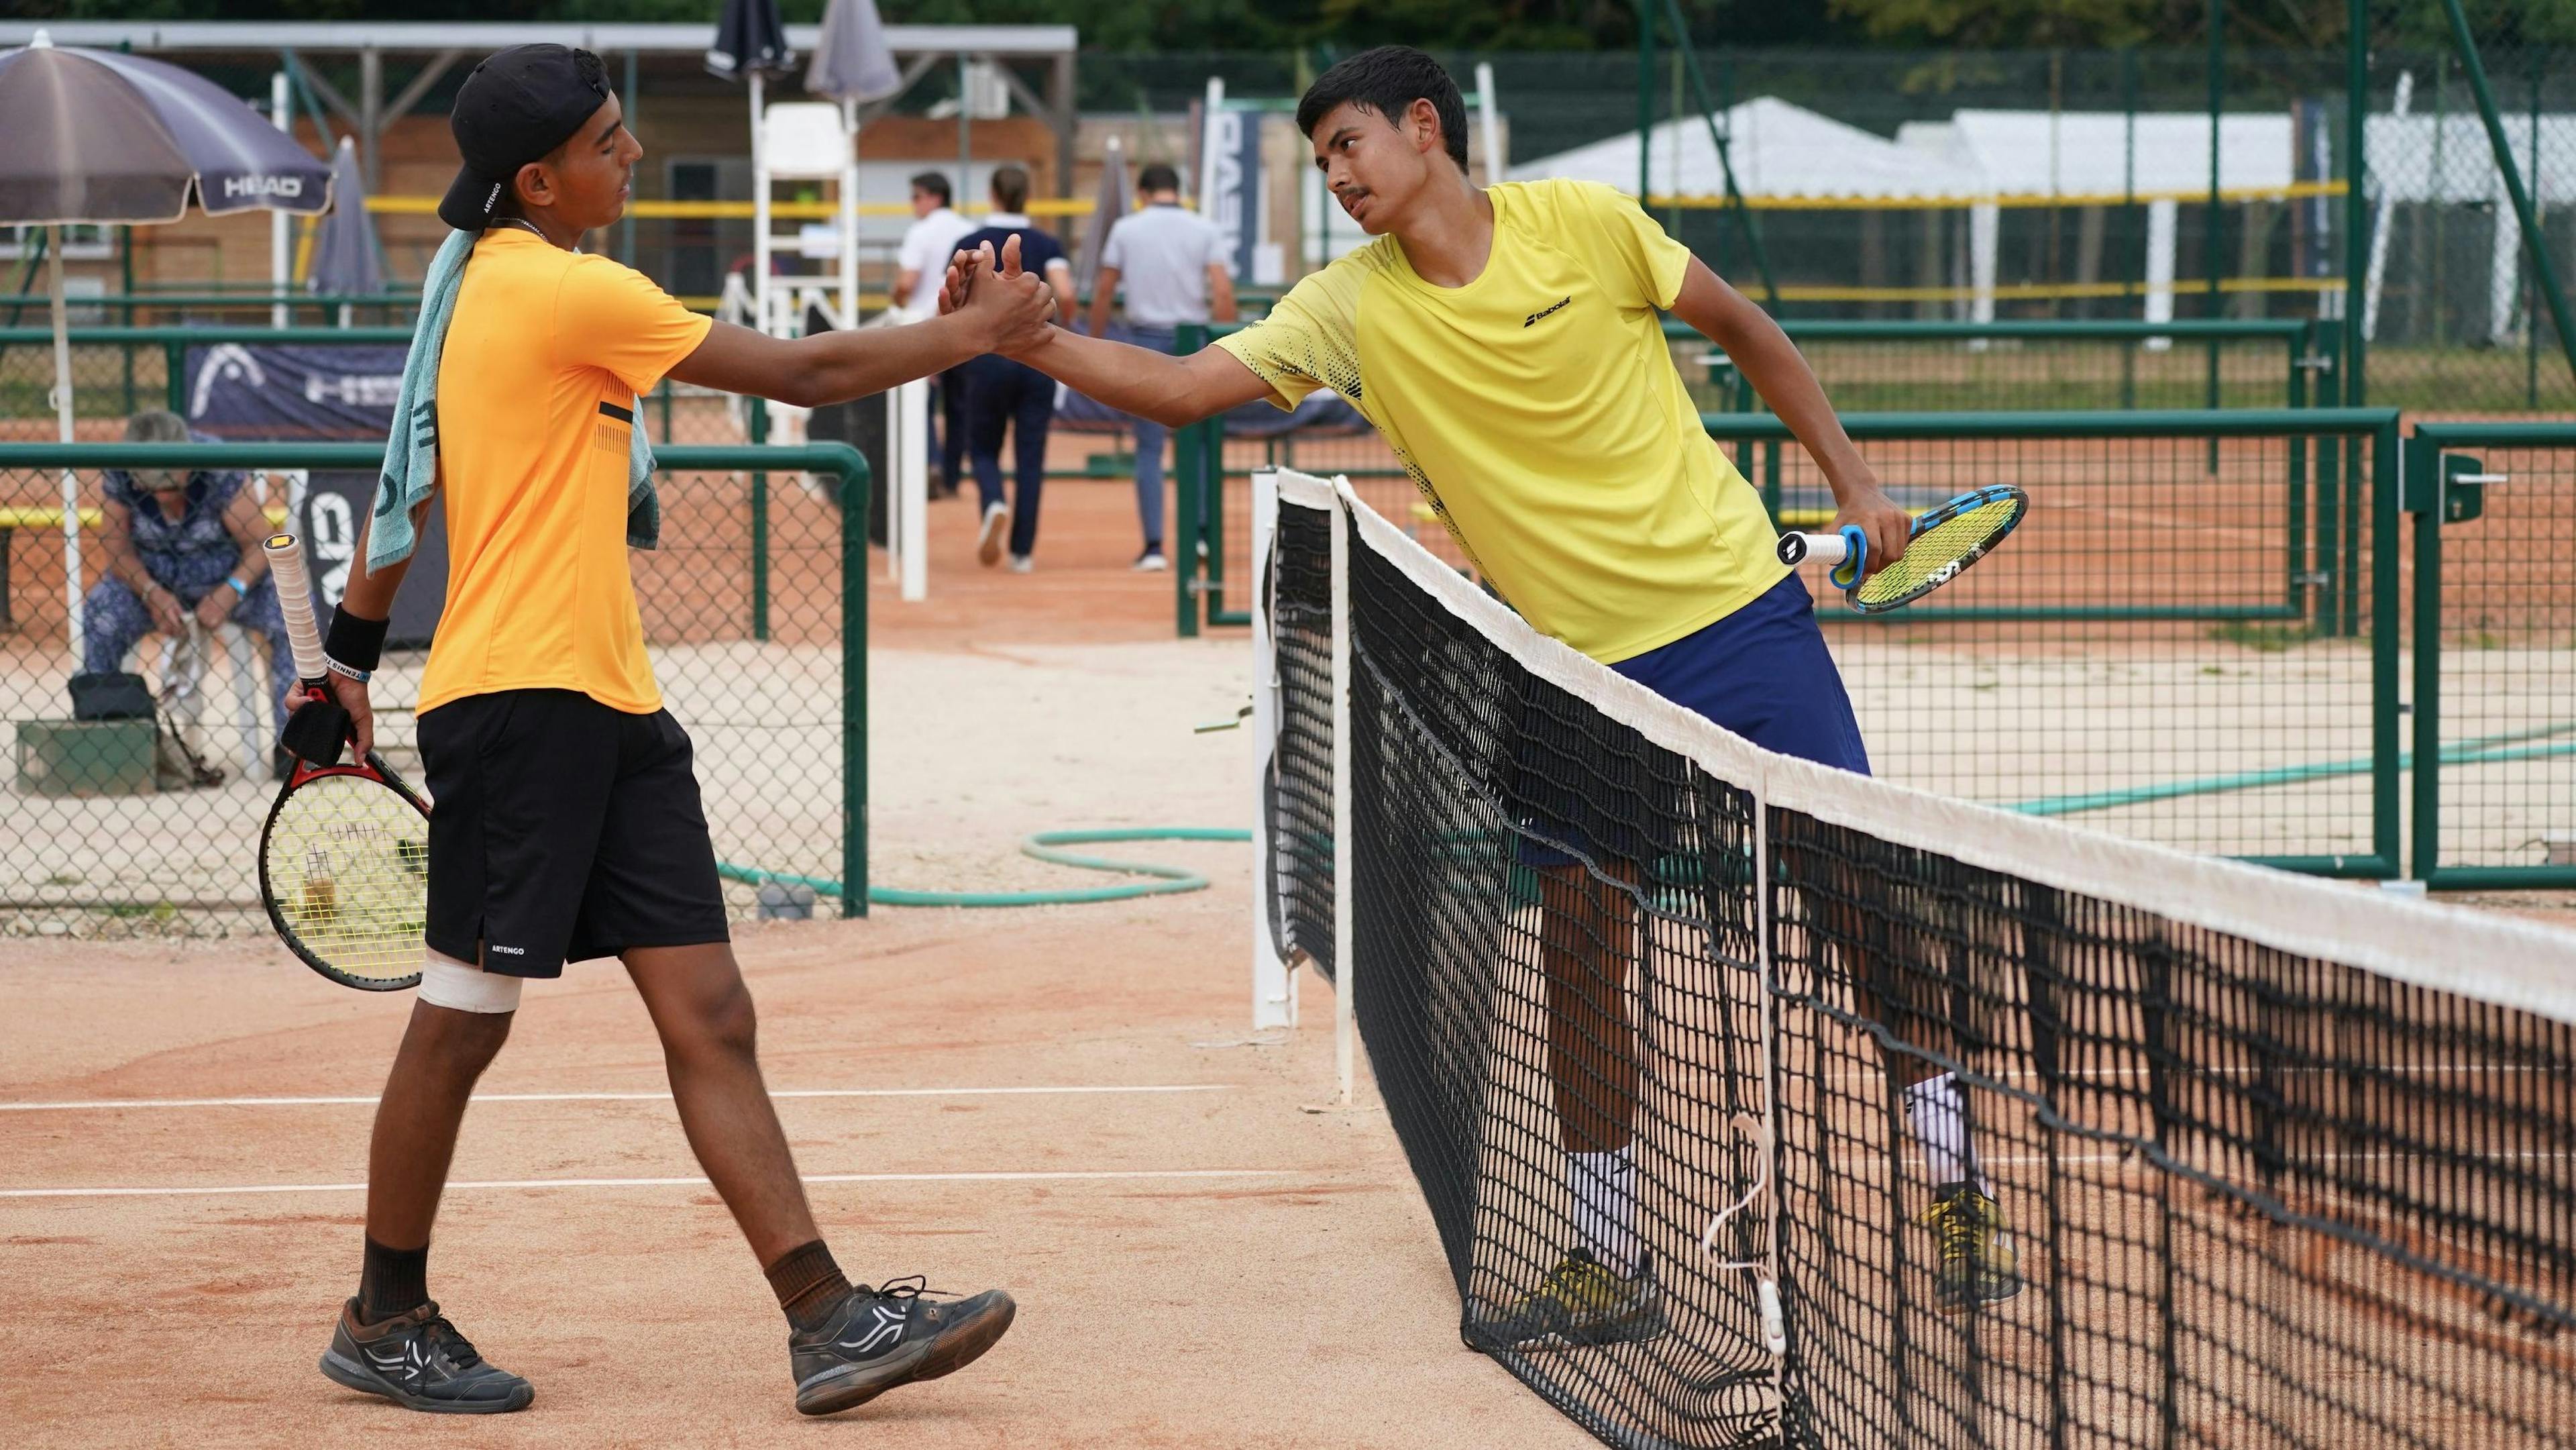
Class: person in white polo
1083,164,1236,571
896,172,977,496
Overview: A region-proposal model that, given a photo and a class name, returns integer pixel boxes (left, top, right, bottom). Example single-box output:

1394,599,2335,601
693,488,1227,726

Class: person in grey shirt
1084,164,1236,570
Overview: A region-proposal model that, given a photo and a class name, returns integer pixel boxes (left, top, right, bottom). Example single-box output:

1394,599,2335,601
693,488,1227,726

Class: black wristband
325,605,390,672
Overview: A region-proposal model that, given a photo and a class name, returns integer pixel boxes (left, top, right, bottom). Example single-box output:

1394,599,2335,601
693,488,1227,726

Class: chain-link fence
0,327,770,448
0,441,867,938
2357,3,2576,415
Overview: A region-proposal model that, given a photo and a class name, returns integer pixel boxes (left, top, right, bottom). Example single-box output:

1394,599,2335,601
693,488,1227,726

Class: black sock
358,1237,429,1323
765,1240,853,1331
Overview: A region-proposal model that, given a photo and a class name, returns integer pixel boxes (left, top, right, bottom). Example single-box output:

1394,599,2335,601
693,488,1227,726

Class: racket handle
264,533,329,684
1776,526,1868,591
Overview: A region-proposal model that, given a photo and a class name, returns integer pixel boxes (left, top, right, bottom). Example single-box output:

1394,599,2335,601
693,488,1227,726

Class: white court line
0,1169,1301,1201
0,1084,1232,1113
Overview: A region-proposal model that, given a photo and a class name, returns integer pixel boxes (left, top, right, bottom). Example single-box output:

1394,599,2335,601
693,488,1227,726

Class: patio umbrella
0,30,331,658
306,135,383,311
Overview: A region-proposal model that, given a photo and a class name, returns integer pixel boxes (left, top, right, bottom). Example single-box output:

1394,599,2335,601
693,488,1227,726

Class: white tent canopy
1902,109,2295,198
1509,95,1984,201
1899,110,2296,329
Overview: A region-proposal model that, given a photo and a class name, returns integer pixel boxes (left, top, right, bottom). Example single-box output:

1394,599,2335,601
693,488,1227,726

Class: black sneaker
789,1276,1016,1416
317,1298,533,1414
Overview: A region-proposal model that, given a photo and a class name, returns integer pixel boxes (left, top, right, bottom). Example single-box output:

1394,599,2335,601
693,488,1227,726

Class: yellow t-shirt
1216,178,1788,664
417,229,713,717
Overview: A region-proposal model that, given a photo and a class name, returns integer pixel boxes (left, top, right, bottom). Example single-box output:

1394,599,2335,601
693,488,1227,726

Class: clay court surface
0,474,1579,1449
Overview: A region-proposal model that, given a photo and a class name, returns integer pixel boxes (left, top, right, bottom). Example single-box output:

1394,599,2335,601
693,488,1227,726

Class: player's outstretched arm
941,247,1269,428
669,240,1054,407
1669,258,1909,571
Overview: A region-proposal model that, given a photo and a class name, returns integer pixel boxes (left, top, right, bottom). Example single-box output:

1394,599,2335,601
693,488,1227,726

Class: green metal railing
1671,317,2326,417
0,439,869,925
2405,421,2576,890
0,325,758,450
0,325,413,417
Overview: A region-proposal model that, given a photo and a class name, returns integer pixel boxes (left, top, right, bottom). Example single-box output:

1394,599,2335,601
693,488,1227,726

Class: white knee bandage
418,951,525,1014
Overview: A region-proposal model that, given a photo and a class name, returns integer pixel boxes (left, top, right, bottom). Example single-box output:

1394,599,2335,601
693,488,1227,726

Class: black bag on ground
70,671,156,721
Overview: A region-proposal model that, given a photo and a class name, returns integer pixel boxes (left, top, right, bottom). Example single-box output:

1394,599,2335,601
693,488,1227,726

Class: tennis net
1252,466,2576,1449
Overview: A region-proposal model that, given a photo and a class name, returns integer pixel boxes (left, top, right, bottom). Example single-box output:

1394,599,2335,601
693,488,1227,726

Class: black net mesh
1268,472,2576,1450
1265,495,1338,983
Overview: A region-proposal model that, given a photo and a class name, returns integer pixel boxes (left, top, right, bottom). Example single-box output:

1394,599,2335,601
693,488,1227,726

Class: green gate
2406,422,2576,888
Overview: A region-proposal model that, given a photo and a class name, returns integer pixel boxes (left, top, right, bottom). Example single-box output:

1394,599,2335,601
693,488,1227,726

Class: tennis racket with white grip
256,533,431,991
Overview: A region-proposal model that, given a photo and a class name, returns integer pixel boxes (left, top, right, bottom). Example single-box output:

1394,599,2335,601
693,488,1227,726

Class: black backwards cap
437,45,612,231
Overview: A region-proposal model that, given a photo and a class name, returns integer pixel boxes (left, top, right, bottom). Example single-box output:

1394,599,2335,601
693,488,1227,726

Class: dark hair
989,164,1030,213
910,171,952,206
1136,163,1181,196
1295,46,1466,172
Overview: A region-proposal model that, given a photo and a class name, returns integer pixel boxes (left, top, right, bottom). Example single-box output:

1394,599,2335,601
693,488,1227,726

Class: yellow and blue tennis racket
1776,485,2027,613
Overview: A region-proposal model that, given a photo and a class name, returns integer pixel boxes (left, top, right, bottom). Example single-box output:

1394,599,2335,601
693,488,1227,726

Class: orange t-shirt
416,229,712,717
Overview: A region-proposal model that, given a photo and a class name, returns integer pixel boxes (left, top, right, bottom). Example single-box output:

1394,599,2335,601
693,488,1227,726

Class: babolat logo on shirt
1524,297,1572,327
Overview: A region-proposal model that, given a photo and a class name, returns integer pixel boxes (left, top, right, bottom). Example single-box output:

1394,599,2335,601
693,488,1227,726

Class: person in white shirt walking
896,172,978,497
1083,164,1235,571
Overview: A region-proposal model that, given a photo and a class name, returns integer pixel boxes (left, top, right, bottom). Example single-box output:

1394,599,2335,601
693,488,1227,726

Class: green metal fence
1222,406,2407,874
0,327,759,446
1676,318,2328,415
0,440,869,935
2406,421,2576,888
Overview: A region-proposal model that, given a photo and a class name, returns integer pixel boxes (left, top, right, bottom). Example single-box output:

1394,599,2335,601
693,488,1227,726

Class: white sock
1567,1145,1640,1276
1903,1071,1983,1192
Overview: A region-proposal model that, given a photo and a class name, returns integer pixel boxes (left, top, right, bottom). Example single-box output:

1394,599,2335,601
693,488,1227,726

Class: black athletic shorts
418,688,730,978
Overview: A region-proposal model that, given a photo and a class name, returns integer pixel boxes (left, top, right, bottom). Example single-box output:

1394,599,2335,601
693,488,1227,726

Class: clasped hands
940,234,1055,359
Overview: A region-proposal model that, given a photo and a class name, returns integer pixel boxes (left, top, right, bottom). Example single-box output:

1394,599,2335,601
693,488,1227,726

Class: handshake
941,234,1058,358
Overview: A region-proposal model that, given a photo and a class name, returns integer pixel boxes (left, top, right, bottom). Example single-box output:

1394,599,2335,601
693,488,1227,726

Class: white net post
1328,479,1355,1106
1249,470,1294,1030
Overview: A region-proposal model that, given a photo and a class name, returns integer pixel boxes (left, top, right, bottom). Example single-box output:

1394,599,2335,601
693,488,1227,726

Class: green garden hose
718,827,1251,909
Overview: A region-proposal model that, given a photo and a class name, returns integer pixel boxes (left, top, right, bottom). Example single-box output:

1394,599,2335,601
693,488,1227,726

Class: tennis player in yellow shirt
945,46,2020,1347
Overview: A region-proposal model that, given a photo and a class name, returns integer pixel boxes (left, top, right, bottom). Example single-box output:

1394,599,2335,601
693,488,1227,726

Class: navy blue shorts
1514,572,1869,869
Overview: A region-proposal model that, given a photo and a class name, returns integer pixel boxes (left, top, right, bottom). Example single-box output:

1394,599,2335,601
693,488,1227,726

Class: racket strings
263,774,429,984
1856,496,2024,607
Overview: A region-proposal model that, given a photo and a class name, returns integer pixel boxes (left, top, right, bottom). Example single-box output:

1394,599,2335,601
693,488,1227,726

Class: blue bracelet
225,574,248,598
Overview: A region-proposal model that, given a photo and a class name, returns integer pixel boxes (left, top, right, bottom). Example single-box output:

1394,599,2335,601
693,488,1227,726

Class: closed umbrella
1075,135,1131,305
306,135,383,315
806,0,902,329
805,0,901,105
0,30,331,658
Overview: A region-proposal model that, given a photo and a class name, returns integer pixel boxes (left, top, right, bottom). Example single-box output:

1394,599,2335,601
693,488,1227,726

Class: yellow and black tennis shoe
1465,1249,1667,1351
1923,1181,2023,1313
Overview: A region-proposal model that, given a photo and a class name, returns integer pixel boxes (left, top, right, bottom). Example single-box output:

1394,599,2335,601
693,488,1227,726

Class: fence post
164,340,184,415
2345,0,2371,409
840,448,870,919
1173,325,1205,638
2440,0,2576,395
2400,430,2436,882
749,397,769,643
